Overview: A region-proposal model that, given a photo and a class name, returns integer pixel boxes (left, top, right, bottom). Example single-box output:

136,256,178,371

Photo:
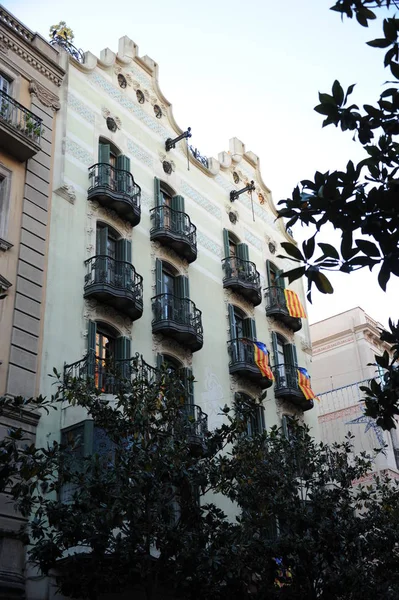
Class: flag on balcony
253,342,274,381
284,289,306,318
297,367,318,402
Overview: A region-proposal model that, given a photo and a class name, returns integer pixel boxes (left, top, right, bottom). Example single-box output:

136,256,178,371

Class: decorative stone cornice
29,79,60,110
54,184,76,204
0,237,13,252
152,334,192,367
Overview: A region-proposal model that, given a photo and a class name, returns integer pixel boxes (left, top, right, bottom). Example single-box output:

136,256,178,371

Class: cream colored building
0,18,318,599
311,307,399,479
0,6,64,598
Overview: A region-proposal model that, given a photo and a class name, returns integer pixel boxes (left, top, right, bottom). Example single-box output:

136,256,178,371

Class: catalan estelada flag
253,342,274,381
297,367,319,402
284,289,307,318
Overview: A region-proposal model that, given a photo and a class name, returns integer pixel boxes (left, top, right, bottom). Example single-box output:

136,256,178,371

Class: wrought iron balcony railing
152,293,203,352
271,363,314,411
264,286,302,332
150,206,197,263
222,257,262,306
88,163,141,225
227,338,273,389
84,255,143,320
0,90,42,160
63,353,208,448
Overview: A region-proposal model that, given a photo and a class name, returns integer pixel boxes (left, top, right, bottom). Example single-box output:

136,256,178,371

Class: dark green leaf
366,38,392,48
283,267,306,284
378,262,391,291
390,61,399,79
312,271,334,294
280,243,304,261
355,239,381,257
318,243,340,260
332,80,344,106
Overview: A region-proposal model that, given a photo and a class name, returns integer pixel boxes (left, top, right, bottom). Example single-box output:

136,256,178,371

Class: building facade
311,307,399,479
0,21,318,600
0,7,64,598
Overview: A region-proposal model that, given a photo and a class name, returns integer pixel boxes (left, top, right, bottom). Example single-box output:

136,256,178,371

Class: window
0,165,11,240
60,420,114,504
266,260,284,288
228,305,257,363
237,393,265,436
271,332,298,388
154,177,186,232
87,320,131,392
0,74,9,95
97,139,131,192
222,229,253,278
154,259,190,319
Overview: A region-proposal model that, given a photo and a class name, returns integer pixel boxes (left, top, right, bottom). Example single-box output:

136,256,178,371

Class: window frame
0,163,12,241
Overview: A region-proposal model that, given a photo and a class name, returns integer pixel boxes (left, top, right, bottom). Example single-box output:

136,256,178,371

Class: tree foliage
277,0,399,428
1,374,399,599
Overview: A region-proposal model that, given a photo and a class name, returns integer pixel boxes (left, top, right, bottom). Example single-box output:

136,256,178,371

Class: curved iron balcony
264,286,302,332
222,257,262,306
272,363,314,411
0,90,42,161
84,255,143,321
227,338,274,389
179,404,208,455
150,206,197,263
88,163,141,226
151,293,203,352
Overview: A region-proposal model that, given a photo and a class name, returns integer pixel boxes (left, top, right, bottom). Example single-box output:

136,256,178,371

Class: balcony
84,255,143,321
88,163,141,226
272,364,314,411
150,206,197,263
227,338,274,389
151,293,203,352
0,91,42,161
222,257,262,306
63,354,208,451
264,286,302,332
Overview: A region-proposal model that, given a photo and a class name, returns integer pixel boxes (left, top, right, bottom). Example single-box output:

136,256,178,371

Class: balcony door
228,305,257,363
223,229,251,279
154,178,186,233
88,320,131,393
98,140,130,192
155,259,190,323
95,224,131,288
271,332,298,388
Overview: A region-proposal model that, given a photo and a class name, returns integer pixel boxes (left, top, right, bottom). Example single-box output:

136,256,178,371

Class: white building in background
311,307,399,478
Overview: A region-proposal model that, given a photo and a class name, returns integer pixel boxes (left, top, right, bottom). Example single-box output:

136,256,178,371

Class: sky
5,0,398,327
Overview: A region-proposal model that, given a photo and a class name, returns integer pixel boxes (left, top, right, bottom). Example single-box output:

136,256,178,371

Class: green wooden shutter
228,304,236,340
155,258,163,296
115,336,131,380
271,331,278,366
236,243,250,262
223,229,230,259
115,239,132,262
116,155,130,194
266,260,273,287
60,420,94,503
96,226,108,255
276,268,285,289
87,320,97,379
98,143,110,164
181,367,194,407
171,195,185,213
242,317,257,341
157,353,164,371
154,177,163,207
259,406,266,432
284,344,297,367
175,275,190,299
282,415,289,440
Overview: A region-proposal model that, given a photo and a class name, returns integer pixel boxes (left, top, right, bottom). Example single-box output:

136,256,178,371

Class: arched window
266,260,284,288
97,138,131,193
87,320,131,393
157,353,194,407
271,332,298,388
236,392,265,436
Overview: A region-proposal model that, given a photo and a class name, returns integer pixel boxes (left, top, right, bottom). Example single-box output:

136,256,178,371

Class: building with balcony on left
0,7,65,598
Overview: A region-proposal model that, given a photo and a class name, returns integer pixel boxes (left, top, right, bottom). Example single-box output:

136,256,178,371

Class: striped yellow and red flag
253,342,274,381
297,368,319,402
284,289,306,319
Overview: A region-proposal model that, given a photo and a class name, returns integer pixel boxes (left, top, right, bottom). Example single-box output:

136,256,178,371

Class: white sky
6,0,398,328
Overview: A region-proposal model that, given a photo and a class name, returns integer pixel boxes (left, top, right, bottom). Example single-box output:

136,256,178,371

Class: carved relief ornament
230,374,262,400
84,299,133,337
152,334,192,367
29,79,60,111
224,289,255,318
150,241,189,274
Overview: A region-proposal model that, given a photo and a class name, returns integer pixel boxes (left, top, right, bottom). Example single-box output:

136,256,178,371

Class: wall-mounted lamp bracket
165,127,192,152
230,180,255,203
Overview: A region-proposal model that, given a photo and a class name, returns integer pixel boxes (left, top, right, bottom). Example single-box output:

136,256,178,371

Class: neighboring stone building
311,307,399,480
0,6,65,598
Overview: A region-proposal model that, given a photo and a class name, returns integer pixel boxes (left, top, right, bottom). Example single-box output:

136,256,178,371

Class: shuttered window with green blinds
266,260,285,288
175,275,190,299
180,367,194,406
154,176,163,207
171,195,185,213
96,226,108,255
242,317,257,341
228,304,236,341
271,331,278,366
115,336,131,379
98,143,110,164
223,228,230,259
87,320,97,378
236,243,250,262
115,239,132,263
284,343,298,367
116,155,130,194
155,258,163,296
